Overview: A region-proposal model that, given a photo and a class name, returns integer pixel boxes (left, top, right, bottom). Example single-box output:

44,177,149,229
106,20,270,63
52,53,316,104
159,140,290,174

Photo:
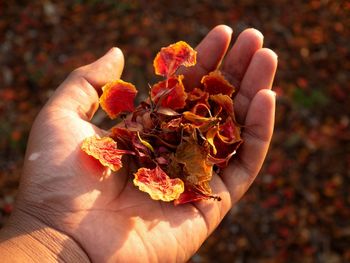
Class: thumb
46,47,124,120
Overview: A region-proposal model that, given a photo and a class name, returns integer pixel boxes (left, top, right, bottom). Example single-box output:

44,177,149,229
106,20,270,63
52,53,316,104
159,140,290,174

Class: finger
180,25,232,89
234,48,278,123
47,47,125,120
221,89,276,203
222,28,264,88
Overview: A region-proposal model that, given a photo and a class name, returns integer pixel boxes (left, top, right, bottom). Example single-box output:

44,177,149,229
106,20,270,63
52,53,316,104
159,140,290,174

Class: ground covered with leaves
1,1,349,262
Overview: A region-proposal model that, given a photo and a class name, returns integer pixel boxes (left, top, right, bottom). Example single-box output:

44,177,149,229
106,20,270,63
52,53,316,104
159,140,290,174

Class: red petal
133,166,185,201
153,41,196,77
100,79,138,119
210,117,243,163
174,182,220,205
151,75,187,110
174,188,210,205
81,136,134,172
217,117,241,144
186,87,209,106
201,70,235,96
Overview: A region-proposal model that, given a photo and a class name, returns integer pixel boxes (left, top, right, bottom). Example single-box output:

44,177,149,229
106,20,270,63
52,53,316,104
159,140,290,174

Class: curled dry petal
201,70,235,96
174,182,219,205
210,94,234,118
182,111,220,133
133,166,185,201
81,136,134,172
81,41,243,205
174,188,210,205
208,117,242,162
100,79,138,119
151,75,187,110
206,125,219,155
208,141,242,168
217,117,241,144
186,88,210,108
153,41,197,77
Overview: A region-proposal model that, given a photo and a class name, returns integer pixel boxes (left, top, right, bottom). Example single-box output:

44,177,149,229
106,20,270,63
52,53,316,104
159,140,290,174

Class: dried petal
133,166,185,201
206,125,219,155
156,107,181,116
210,94,234,118
217,117,241,144
81,136,134,172
175,139,213,184
151,75,187,110
201,70,235,96
174,182,219,205
110,127,134,147
208,141,242,168
174,188,210,205
186,88,209,105
100,79,138,119
153,41,196,77
182,111,220,132
161,117,182,131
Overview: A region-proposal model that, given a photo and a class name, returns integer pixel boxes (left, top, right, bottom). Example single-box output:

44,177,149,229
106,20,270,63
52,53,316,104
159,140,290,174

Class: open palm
14,25,277,263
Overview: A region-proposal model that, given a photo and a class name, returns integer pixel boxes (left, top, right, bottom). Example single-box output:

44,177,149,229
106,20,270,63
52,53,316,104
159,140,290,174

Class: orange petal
175,139,213,184
182,111,220,132
210,94,234,118
81,136,133,172
153,41,196,77
133,166,185,202
151,75,187,110
206,125,219,155
100,79,137,119
201,70,235,96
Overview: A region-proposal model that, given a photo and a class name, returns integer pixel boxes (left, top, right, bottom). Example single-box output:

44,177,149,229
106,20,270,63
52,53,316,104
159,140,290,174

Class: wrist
0,210,90,262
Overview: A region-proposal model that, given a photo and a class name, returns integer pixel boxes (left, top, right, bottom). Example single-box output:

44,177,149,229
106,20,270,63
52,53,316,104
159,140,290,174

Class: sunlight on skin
28,152,41,161
0,25,277,263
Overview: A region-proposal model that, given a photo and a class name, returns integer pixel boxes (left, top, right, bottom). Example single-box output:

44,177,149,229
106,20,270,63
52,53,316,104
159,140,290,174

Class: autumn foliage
82,41,243,204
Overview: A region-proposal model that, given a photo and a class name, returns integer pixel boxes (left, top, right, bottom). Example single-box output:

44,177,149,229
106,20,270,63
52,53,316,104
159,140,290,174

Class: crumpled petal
81,136,134,172
153,41,197,77
175,139,213,184
217,117,241,144
182,111,220,132
133,166,185,201
186,87,209,105
174,182,220,205
100,79,138,119
151,75,187,110
206,125,219,155
174,188,210,205
210,117,243,163
201,70,235,96
210,94,234,118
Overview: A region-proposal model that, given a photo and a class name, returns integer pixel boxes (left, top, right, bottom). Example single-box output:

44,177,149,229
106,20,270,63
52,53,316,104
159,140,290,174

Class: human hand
0,25,277,262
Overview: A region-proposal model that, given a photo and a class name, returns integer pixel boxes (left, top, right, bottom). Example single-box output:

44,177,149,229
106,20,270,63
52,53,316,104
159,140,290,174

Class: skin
0,25,277,263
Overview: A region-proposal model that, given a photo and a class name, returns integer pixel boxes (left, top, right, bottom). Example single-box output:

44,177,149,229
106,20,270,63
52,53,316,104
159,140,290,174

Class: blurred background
0,0,349,262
